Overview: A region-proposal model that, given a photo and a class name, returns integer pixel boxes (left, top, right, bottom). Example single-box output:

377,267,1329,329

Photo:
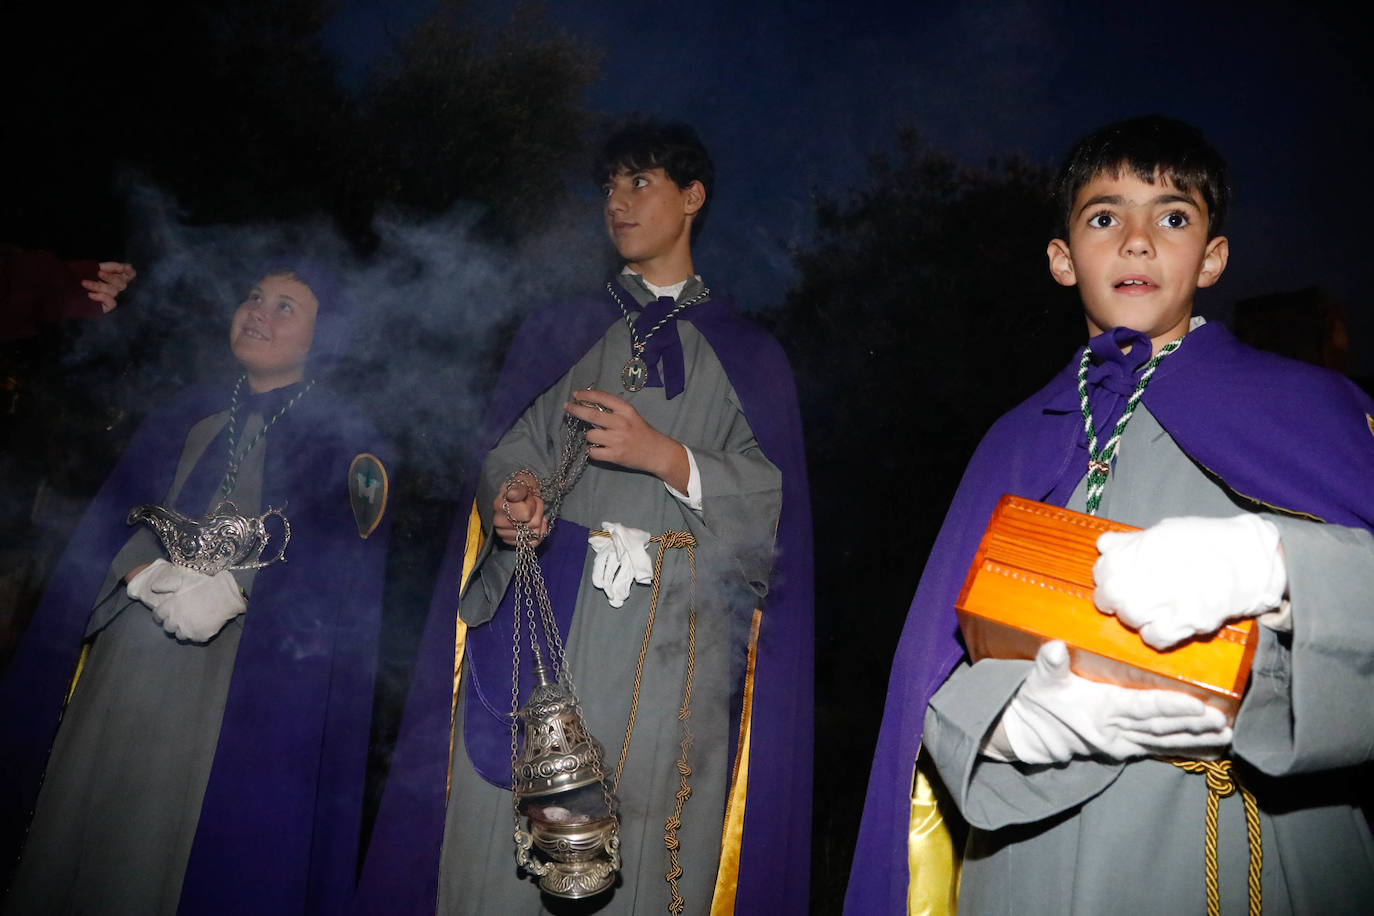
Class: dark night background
1,1,1369,911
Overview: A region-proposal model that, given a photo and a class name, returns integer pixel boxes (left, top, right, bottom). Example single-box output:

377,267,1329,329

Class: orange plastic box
954,495,1258,721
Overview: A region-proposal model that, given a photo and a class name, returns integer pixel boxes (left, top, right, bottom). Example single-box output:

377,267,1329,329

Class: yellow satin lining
907,747,962,915
64,642,92,704
708,607,762,915
445,501,483,797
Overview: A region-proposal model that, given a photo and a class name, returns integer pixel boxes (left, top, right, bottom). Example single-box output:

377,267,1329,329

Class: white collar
621,266,691,301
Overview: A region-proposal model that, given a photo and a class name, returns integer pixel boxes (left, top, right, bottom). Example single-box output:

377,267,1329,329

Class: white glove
997,641,1232,764
1094,514,1287,650
150,569,247,642
126,558,199,609
588,522,654,608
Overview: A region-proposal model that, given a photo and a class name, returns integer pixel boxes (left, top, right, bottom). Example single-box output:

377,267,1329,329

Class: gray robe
5,412,265,916
925,405,1374,913
437,279,783,914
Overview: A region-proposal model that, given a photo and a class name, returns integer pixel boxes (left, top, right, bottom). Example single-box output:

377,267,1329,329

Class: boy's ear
1196,236,1229,288
683,180,706,216
1046,239,1076,287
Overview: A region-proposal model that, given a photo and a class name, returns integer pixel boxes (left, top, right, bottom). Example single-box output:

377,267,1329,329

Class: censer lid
514,664,610,799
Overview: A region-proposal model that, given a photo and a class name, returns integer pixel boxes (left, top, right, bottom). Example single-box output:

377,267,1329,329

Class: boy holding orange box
848,116,1374,913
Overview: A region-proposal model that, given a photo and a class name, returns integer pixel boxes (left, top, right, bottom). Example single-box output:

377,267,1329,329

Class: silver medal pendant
621,355,648,392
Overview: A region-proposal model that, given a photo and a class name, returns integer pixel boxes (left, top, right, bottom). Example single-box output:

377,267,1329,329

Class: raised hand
564,389,689,492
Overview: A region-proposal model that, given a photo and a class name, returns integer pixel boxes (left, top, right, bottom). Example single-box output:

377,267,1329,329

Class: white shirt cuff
665,446,703,511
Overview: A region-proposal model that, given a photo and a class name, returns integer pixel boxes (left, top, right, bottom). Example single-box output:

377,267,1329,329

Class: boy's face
602,167,704,275
230,273,318,390
1047,168,1228,352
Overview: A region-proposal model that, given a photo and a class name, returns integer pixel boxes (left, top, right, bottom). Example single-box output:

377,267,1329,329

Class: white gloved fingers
1085,676,1231,737
1099,683,1212,721
1094,515,1288,650
999,694,1092,764
1234,514,1288,612
149,601,172,627
589,527,629,605
612,524,654,586
1137,618,1205,651
1091,531,1151,618
606,523,654,585
599,560,629,608
591,526,630,608
149,567,194,597
127,559,203,608
591,538,619,593
590,522,654,608
1002,640,1234,764
1033,638,1072,677
1104,707,1230,738
999,717,1086,765
1111,723,1233,747
610,553,637,604
205,570,247,608
156,570,246,643
125,559,165,605
1109,725,1233,758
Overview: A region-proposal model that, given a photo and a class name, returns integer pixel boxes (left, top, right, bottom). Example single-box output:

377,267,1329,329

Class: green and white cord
1077,336,1183,516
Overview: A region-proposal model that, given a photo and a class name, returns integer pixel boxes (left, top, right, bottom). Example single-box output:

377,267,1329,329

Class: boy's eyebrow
1077,192,1202,216
603,168,651,182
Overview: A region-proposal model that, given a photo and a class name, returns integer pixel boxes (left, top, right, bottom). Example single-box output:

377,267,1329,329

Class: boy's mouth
241,324,270,341
1114,276,1156,290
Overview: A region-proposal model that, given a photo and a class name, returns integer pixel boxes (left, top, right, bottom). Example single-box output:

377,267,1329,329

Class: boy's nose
1121,227,1153,256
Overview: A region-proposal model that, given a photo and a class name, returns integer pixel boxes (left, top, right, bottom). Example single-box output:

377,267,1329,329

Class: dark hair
1054,115,1230,239
592,117,715,235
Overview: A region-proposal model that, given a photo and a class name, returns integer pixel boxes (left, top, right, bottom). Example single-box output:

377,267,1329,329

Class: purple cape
354,285,814,914
0,382,392,915
844,322,1374,914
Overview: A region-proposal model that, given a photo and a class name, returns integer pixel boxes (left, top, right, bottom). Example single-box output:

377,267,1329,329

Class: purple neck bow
631,294,688,399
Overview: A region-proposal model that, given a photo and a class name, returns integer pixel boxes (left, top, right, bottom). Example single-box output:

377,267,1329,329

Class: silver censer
127,500,291,575
512,662,621,899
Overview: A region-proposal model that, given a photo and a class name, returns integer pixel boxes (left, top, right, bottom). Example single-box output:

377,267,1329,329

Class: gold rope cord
1170,759,1262,916
663,535,698,913
594,528,698,913
609,530,696,789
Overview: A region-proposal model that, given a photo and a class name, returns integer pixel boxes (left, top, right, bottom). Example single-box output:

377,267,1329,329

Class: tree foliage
357,1,597,240
1,0,596,250
782,131,1078,472
779,131,1080,530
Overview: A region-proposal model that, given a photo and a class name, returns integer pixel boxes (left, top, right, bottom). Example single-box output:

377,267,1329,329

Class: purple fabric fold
353,285,814,915
845,322,1374,914
632,294,688,398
